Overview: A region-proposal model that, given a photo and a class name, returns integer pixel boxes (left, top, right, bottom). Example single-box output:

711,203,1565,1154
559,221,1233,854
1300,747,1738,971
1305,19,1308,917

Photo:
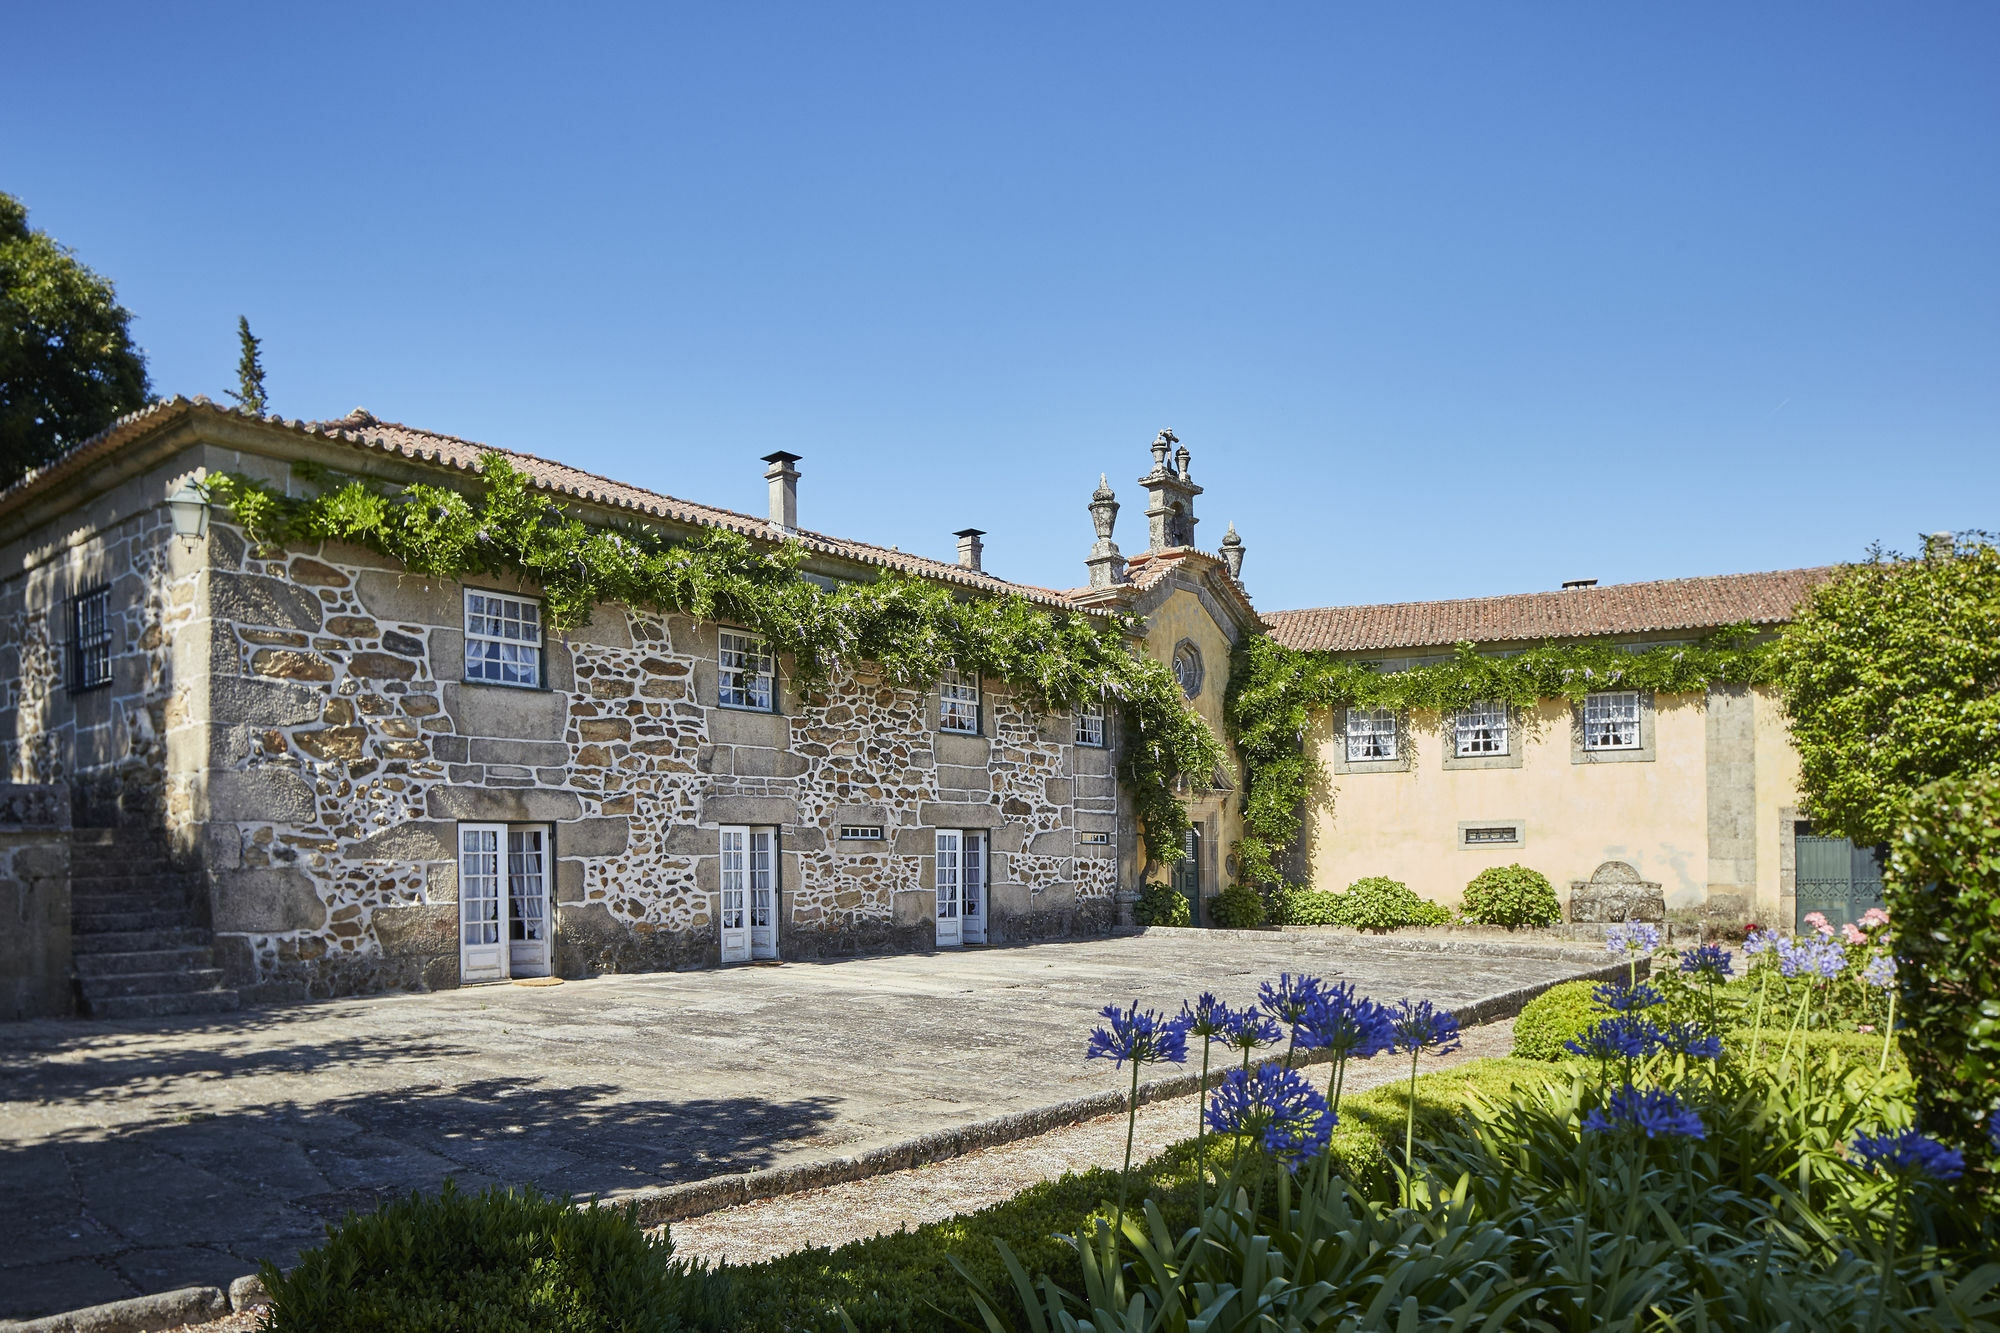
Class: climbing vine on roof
1223,629,1781,888
203,456,1222,862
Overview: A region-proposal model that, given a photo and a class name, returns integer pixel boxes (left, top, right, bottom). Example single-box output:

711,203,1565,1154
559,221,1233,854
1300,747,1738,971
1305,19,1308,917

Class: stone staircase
70,828,240,1019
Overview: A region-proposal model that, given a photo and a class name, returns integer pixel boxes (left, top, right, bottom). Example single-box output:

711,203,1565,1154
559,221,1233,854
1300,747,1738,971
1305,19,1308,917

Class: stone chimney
762,451,801,532
1220,522,1244,581
954,528,985,572
1085,475,1126,588
1140,429,1201,553
1925,531,1955,559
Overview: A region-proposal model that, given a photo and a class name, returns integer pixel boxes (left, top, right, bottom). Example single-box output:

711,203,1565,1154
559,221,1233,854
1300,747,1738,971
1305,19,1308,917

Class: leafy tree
227,315,268,415
0,192,150,486
1774,534,2000,845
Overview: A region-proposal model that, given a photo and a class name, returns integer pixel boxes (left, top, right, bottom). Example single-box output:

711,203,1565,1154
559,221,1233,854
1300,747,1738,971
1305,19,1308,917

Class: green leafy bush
1887,771,2000,1159
1460,863,1561,929
1132,882,1191,927
1510,979,1604,1060
260,1181,726,1332
1330,876,1450,933
1206,883,1268,929
1271,885,1343,926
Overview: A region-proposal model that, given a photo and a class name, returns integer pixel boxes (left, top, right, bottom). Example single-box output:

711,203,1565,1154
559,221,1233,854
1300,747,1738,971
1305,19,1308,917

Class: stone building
0,402,1253,1017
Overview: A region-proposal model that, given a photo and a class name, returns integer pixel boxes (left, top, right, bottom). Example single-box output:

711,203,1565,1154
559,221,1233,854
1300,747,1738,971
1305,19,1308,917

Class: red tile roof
0,398,1081,609
1264,567,1836,654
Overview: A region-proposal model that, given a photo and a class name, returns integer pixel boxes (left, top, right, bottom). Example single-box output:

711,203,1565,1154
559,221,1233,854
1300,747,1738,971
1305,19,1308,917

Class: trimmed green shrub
1272,885,1343,926
1460,863,1561,929
260,1181,725,1332
1207,883,1268,929
1133,882,1191,927
1332,876,1451,933
1510,980,1604,1060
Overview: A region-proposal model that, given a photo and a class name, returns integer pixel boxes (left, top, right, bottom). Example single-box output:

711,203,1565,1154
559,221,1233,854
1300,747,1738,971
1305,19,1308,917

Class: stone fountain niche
1567,860,1665,923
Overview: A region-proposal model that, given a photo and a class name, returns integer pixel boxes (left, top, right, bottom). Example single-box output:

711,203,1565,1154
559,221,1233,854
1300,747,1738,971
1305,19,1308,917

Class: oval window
1173,642,1203,699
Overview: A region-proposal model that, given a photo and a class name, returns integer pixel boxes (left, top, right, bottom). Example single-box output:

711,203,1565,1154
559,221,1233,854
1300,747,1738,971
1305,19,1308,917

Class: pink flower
1860,1024,1877,1034
1843,922,1867,945
1860,907,1890,929
1804,911,1833,936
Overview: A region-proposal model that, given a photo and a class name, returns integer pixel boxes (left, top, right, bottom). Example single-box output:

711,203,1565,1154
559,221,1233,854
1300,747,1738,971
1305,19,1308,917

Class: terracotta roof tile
1264,567,1836,654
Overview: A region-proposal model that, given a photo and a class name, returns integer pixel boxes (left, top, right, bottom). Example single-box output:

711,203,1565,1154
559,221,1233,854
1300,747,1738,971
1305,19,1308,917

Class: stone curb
1176,924,1613,964
3,955,1631,1330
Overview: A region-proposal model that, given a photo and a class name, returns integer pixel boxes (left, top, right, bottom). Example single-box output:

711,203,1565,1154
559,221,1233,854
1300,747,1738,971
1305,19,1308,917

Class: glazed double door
458,823,552,983
936,829,988,947
720,825,779,964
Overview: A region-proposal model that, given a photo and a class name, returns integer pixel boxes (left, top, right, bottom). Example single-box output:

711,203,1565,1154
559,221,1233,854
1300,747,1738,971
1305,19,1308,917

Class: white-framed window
1454,701,1508,757
1583,691,1642,750
1345,707,1398,762
718,629,774,711
940,667,980,734
464,589,542,688
70,586,112,692
1079,831,1110,845
1075,700,1106,747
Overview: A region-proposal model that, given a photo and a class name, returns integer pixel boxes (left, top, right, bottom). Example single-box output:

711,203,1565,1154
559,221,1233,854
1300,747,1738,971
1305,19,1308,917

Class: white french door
962,831,988,944
719,825,751,963
936,830,963,947
459,823,507,982
748,827,778,960
507,827,551,978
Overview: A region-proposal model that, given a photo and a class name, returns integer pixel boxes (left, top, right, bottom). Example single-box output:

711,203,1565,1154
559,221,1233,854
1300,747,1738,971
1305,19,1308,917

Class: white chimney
954,528,985,572
762,451,801,532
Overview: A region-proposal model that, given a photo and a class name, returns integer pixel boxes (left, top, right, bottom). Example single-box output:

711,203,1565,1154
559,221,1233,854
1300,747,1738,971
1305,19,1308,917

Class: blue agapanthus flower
1606,920,1662,958
1583,1086,1706,1139
1850,1129,1965,1182
1205,1063,1334,1170
1988,1108,1999,1154
1258,973,1327,1031
1222,1007,1283,1052
1593,981,1665,1013
1389,998,1463,1056
1086,1002,1189,1069
1297,983,1396,1060
1179,992,1238,1040
1743,928,1781,956
1655,1020,1724,1060
1778,936,1847,980
1862,953,1897,991
1678,944,1735,981
1566,1015,1665,1061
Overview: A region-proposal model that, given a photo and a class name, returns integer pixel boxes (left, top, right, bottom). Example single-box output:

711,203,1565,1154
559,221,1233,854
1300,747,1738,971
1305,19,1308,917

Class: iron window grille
1079,831,1111,845
464,590,542,688
1454,701,1508,756
1345,707,1398,762
838,825,884,841
1463,825,1520,846
70,586,113,692
718,630,775,710
1075,700,1106,747
940,667,980,734
1583,691,1642,750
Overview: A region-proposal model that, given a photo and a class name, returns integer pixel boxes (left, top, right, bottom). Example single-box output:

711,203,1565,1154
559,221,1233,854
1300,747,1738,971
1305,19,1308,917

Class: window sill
1574,745,1655,765
716,701,778,715
1443,748,1524,771
460,677,549,693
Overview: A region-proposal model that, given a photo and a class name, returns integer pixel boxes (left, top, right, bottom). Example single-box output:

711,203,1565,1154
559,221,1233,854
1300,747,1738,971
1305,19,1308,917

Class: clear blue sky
7,4,1995,610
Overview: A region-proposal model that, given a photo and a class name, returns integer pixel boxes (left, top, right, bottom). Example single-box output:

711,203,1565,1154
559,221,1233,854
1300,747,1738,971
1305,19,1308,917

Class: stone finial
1085,476,1125,589
1088,475,1119,540
1174,443,1191,481
762,451,802,532
1149,429,1176,473
1220,522,1244,580
954,528,985,572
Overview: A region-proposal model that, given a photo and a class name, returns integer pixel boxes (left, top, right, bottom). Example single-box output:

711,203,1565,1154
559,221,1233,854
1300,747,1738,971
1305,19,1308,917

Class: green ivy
203,456,1223,862
1224,627,1779,887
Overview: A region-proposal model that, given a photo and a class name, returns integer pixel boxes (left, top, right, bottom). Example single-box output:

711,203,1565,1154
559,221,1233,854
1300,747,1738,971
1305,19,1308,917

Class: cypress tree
228,315,268,415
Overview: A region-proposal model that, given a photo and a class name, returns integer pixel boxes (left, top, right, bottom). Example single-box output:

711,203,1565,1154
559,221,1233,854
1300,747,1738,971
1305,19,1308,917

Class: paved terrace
0,931,1598,1321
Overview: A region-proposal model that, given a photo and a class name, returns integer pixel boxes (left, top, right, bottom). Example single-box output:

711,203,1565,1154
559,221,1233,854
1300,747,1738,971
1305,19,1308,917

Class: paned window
70,586,112,692
718,630,774,710
839,825,884,841
1173,642,1203,698
1079,831,1110,845
1463,825,1520,846
1454,701,1508,757
1345,707,1398,762
464,590,542,687
940,667,980,734
1075,700,1106,747
1583,691,1642,750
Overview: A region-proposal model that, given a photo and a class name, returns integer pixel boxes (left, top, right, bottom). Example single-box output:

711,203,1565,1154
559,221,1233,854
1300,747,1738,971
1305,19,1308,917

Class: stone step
78,968,229,999
70,878,201,901
71,926,214,955
85,989,242,1020
69,854,181,877
73,908,202,934
71,891,194,916
73,946,218,978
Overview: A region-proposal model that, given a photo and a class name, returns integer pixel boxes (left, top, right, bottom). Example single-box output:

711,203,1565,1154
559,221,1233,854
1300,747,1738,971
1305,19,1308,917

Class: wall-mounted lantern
168,478,210,550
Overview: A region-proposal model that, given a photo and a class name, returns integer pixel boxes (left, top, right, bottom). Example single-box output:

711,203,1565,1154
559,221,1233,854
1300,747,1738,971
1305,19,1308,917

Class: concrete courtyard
0,931,1599,1321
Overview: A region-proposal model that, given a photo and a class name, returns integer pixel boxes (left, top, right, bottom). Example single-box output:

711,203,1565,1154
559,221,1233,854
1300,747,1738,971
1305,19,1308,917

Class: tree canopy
0,192,150,487
1774,533,2000,845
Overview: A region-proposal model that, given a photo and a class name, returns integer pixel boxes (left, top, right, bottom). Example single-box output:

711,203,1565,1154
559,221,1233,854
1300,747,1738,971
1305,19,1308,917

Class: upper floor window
1583,691,1642,750
1345,707,1397,762
1075,699,1106,748
464,590,542,688
70,586,112,692
718,630,774,711
1454,701,1508,756
940,668,980,734
1172,641,1204,699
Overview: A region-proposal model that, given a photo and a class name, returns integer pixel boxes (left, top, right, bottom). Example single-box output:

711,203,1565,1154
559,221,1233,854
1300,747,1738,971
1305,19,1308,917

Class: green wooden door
1172,827,1202,926
1795,831,1885,931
